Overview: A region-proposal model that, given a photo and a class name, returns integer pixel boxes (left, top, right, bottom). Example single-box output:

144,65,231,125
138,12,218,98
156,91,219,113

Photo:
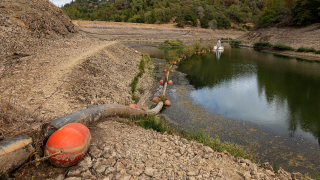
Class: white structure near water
214,40,224,51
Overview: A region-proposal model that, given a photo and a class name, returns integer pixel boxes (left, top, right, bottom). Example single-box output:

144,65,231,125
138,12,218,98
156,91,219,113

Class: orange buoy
178,59,180,62
164,100,171,106
129,104,137,108
170,70,174,72
198,52,200,54
160,80,164,85
174,62,176,64
168,80,173,84
195,52,196,54
163,69,167,72
153,97,159,102
45,123,91,167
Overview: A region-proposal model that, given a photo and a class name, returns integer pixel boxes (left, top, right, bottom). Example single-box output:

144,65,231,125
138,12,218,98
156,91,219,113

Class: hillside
62,0,262,30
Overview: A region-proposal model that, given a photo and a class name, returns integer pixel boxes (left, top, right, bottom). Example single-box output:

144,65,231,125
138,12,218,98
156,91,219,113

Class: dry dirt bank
73,20,245,42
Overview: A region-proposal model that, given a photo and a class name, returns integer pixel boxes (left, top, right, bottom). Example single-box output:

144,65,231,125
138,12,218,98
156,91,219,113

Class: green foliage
189,131,256,161
130,55,150,94
242,24,252,31
272,43,294,51
318,26,320,29
200,18,209,28
166,50,179,62
258,0,290,27
230,40,242,44
193,41,201,52
63,0,263,29
271,161,281,173
292,0,320,26
297,46,318,53
316,50,320,54
183,45,195,58
305,47,317,52
183,10,198,27
254,42,272,48
157,39,186,47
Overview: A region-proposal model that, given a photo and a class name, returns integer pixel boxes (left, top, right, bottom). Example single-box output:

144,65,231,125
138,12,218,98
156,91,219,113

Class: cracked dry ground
50,118,301,180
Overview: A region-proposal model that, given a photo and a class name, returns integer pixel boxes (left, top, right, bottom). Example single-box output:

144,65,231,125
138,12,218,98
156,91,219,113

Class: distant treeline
61,0,320,29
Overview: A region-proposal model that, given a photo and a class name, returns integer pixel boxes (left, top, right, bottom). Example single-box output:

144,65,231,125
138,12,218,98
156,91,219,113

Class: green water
177,46,320,144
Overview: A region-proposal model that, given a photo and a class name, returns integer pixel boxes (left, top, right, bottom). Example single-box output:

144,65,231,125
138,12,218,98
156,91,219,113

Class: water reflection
214,50,224,60
177,47,320,143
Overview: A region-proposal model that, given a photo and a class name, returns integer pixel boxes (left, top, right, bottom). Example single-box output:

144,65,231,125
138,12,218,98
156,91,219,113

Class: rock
67,166,82,176
292,173,303,180
144,167,154,176
89,146,102,158
105,167,116,175
55,174,64,180
266,169,275,176
128,167,144,176
115,172,131,180
187,168,198,176
80,170,92,179
115,162,125,172
262,162,274,171
78,156,93,168
65,178,81,180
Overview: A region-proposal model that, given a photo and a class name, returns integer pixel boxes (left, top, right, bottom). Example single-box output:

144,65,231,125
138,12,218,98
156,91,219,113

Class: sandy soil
73,20,246,42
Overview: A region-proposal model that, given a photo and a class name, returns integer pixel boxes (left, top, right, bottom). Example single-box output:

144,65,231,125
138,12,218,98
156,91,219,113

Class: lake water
128,43,320,175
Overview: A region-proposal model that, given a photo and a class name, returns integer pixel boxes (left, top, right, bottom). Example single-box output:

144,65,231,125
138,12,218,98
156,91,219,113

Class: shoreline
234,44,320,62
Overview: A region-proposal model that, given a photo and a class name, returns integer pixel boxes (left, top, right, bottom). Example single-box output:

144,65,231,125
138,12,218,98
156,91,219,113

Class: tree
197,7,205,19
148,9,157,24
292,0,320,25
200,18,209,28
184,9,198,26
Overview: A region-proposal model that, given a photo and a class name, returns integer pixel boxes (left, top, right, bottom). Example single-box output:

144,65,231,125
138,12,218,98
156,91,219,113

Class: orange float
153,97,159,102
160,80,164,85
163,69,167,72
198,52,200,54
178,59,180,62
129,104,137,108
168,80,173,84
170,70,174,72
164,100,171,106
45,123,91,167
174,62,176,64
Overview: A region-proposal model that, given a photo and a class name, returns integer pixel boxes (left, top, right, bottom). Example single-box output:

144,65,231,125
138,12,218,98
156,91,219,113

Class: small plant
242,24,252,31
318,25,320,29
137,87,144,94
271,161,280,173
272,43,294,51
132,94,140,103
316,50,320,54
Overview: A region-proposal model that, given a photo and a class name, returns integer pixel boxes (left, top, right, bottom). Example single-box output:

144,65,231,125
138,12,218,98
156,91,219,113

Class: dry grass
0,97,44,141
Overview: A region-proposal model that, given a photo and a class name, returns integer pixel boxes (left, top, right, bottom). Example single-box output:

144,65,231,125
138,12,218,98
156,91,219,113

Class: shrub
272,43,294,51
242,24,252,31
254,42,272,48
200,18,209,28
305,47,317,52
297,47,307,52
230,40,242,44
316,50,320,54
